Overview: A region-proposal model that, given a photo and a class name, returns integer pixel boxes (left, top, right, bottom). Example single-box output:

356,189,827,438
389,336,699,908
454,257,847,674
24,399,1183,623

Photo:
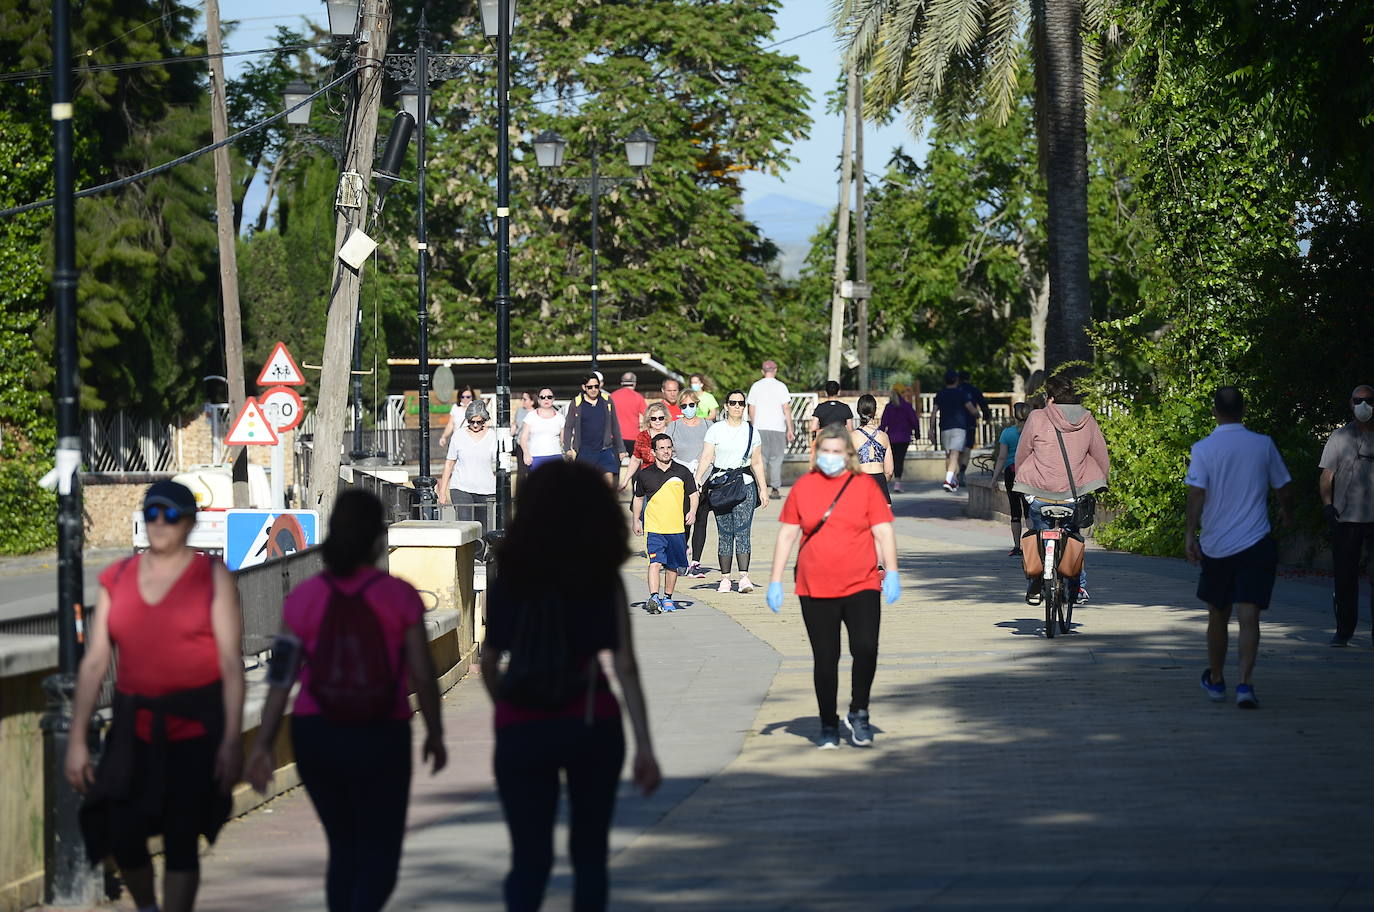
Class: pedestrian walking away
439,385,478,449
1186,386,1294,709
746,359,795,497
688,372,720,420
809,379,854,442
66,480,245,912
246,490,447,912
1014,372,1109,606
512,390,535,485
851,394,894,504
609,372,647,458
481,461,661,912
632,434,700,612
931,369,978,493
957,370,990,487
659,376,684,421
879,383,921,493
767,425,900,749
1318,382,1374,647
520,388,567,473
698,390,770,593
668,389,715,577
563,372,625,487
991,402,1031,556
622,402,671,491
438,401,498,535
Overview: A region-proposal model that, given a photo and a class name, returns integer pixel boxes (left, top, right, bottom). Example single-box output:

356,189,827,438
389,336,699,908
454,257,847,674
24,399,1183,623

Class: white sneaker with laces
737,575,755,593
717,578,732,594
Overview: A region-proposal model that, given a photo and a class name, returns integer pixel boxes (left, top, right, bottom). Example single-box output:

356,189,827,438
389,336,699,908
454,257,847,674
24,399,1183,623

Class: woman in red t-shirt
766,425,901,750
66,480,244,912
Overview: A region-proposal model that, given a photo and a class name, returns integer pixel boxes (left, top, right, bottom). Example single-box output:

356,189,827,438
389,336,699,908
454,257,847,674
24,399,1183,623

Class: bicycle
1034,503,1082,638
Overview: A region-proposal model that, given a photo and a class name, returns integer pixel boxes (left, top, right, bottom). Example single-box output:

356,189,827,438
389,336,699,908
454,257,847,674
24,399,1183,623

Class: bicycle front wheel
1057,580,1071,634
1044,579,1058,638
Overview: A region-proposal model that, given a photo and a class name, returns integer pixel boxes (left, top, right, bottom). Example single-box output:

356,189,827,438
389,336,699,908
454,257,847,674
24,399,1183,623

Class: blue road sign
225,509,319,571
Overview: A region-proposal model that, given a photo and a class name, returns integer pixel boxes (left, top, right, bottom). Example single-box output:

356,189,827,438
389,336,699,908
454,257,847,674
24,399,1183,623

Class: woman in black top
481,461,660,911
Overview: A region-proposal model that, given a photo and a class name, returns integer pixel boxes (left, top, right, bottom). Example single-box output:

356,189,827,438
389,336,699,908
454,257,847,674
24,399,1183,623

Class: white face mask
690,382,703,391
682,404,697,418
1355,401,1374,423
816,452,846,477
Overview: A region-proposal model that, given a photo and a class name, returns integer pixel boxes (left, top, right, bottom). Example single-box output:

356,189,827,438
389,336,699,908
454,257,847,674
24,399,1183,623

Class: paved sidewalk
95,484,1373,910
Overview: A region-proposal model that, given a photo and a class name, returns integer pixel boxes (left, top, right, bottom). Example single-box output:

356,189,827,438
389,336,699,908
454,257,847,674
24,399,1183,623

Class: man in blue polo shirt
1185,386,1293,709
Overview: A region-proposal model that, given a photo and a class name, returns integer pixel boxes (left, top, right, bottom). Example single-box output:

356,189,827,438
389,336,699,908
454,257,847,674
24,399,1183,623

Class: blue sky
217,0,925,250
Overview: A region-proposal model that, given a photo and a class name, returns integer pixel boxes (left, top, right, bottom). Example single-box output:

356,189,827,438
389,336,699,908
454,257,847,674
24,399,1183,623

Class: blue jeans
1026,497,1087,588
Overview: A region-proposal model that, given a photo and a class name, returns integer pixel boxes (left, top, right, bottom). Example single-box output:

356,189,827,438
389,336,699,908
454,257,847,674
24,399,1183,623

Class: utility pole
205,0,249,507
854,72,870,394
827,63,857,383
310,0,392,523
41,0,98,902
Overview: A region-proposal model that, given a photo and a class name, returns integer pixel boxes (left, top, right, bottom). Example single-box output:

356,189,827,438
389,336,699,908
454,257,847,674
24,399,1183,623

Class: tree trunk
1034,0,1093,371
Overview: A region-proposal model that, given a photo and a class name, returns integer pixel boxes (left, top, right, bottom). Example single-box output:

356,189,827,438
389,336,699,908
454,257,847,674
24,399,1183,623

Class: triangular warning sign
225,397,280,446
256,341,305,386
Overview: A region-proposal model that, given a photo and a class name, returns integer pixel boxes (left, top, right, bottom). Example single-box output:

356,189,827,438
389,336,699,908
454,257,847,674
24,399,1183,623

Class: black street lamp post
534,127,656,372
492,0,514,534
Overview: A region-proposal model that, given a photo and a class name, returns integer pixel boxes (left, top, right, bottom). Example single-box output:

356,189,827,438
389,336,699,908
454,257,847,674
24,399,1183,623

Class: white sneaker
737,575,755,593
717,578,732,594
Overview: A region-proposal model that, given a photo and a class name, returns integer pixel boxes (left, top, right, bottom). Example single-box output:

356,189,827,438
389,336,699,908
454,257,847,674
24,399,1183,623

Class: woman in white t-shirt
519,387,566,473
695,389,769,594
438,402,497,534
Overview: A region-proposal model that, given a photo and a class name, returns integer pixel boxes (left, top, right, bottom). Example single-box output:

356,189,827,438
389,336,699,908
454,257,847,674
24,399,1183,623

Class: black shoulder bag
706,422,755,513
795,475,855,578
1052,427,1096,528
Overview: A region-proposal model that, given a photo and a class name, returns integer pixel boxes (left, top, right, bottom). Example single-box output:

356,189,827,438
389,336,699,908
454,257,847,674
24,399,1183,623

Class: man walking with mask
1320,383,1374,647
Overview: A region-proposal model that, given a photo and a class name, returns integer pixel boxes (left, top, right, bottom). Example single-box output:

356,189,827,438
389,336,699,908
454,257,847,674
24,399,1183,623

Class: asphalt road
0,548,129,623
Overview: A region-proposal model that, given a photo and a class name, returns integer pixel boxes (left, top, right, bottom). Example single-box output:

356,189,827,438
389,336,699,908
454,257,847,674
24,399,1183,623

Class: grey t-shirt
667,417,713,472
1319,421,1374,522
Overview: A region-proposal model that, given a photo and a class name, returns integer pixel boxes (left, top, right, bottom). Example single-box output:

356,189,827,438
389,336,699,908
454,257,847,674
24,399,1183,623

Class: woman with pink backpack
246,490,447,912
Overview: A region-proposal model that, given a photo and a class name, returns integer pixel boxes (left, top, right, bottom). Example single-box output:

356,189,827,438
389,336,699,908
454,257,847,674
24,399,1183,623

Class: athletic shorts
939,428,967,452
646,531,688,571
1197,535,1278,611
577,447,620,476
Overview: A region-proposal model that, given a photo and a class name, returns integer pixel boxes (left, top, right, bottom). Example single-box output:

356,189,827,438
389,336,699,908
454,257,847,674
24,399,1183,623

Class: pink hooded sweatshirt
1012,402,1110,501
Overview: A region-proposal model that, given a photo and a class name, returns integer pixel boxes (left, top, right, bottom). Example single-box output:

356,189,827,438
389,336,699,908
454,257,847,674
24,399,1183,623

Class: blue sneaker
1236,684,1259,709
816,726,840,750
661,596,678,612
1200,668,1226,702
844,710,874,747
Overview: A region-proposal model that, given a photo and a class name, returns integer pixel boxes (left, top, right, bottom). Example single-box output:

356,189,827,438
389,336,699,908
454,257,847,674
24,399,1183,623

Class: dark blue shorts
528,454,562,471
646,532,688,571
577,447,620,476
1198,536,1278,611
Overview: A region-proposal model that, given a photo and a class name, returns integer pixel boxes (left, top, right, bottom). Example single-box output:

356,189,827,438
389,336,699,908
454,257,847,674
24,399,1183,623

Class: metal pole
43,0,98,902
493,0,513,531
414,12,436,516
589,146,600,372
351,303,365,459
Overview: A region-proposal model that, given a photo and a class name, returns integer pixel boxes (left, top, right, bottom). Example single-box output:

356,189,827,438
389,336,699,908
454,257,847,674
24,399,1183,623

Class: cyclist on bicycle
1013,372,1110,605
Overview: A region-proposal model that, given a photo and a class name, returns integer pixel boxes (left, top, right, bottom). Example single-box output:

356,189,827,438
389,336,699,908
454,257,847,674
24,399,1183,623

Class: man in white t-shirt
746,360,794,497
1185,386,1293,710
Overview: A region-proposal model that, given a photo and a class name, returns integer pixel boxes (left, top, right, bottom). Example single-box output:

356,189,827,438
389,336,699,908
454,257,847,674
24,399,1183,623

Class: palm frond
981,0,1025,124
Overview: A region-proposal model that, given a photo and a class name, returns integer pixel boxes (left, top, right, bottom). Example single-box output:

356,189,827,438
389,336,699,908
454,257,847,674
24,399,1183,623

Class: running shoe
1329,633,1352,647
1025,578,1043,606
844,710,874,747
816,726,841,750
717,578,733,594
770,487,781,499
942,481,956,493
1008,546,1023,557
645,594,664,615
892,481,903,494
660,597,678,612
737,574,756,593
686,562,708,579
1199,668,1226,702
1235,684,1259,709
1078,586,1090,602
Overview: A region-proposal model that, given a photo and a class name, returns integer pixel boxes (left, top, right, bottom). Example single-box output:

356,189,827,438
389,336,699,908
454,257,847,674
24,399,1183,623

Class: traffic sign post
260,385,304,509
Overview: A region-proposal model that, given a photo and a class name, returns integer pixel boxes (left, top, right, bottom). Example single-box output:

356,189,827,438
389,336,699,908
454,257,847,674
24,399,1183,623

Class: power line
0,64,362,220
0,42,333,84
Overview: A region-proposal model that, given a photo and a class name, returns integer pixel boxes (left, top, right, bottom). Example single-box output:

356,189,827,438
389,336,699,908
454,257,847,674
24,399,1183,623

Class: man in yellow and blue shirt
632,434,699,614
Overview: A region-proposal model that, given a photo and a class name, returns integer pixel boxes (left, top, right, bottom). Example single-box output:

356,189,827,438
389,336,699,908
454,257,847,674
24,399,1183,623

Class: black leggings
495,717,625,912
1004,465,1023,521
109,735,218,873
293,715,413,912
799,590,881,728
891,441,910,479
689,492,712,563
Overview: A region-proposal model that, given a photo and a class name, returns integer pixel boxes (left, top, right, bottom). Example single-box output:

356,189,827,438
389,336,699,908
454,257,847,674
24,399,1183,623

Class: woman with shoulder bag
765,426,901,749
696,389,770,593
1012,372,1110,605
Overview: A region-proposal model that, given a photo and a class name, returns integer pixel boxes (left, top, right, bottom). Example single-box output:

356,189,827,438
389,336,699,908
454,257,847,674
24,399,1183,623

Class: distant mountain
743,193,831,280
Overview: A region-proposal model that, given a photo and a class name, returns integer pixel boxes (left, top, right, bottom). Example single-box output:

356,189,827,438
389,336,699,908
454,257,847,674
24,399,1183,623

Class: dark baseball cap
143,480,197,513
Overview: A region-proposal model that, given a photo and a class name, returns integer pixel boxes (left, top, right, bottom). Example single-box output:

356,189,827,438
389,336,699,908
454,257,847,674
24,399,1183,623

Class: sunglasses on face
460,393,473,400
1353,396,1374,405
727,400,746,406
539,394,554,400
143,505,185,524
649,416,667,422
468,419,487,427
585,384,601,390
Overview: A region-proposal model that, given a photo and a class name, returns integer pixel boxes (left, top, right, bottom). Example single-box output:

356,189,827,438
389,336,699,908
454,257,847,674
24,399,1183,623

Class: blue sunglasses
143,504,186,524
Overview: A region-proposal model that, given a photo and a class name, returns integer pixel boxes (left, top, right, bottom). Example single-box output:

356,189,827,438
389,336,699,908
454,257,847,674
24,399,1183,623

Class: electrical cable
0,63,363,220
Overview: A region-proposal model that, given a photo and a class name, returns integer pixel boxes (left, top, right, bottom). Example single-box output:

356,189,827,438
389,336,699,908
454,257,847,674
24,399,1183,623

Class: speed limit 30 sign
259,386,304,433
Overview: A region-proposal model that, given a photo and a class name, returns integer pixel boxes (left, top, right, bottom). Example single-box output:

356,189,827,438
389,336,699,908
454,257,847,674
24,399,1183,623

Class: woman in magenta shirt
879,385,921,493
247,490,446,912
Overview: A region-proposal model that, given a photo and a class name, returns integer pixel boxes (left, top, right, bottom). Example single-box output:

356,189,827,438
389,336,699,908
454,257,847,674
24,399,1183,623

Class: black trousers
292,715,413,912
689,492,712,563
108,735,217,873
495,717,625,912
799,589,881,728
891,441,910,479
1333,521,1374,638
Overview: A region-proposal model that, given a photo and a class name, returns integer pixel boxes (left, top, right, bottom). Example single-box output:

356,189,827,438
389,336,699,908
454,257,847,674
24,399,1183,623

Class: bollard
41,672,101,907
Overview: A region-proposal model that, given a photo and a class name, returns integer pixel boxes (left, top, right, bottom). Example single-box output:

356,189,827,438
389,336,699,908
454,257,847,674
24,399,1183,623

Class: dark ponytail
323,490,386,575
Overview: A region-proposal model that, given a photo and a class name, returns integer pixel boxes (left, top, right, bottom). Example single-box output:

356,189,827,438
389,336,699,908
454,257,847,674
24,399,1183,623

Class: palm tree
835,0,1105,370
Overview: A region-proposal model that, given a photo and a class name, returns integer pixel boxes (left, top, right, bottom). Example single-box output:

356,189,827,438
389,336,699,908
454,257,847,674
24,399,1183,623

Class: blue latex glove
882,571,901,605
766,582,784,613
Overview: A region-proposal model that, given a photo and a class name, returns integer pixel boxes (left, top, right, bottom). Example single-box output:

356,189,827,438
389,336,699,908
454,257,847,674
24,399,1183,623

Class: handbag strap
799,475,855,554
740,422,754,469
1052,427,1080,502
